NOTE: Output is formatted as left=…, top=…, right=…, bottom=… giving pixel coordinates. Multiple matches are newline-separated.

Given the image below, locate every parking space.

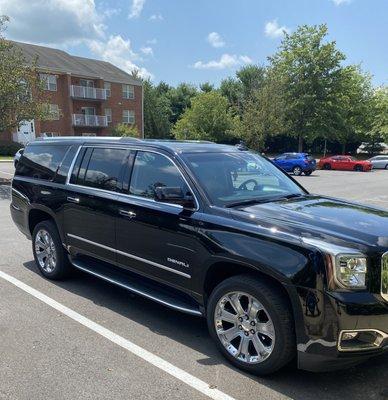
left=0, top=161, right=14, bottom=183
left=0, top=168, right=388, bottom=400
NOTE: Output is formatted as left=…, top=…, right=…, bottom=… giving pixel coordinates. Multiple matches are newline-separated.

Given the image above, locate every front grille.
left=382, top=252, right=388, bottom=301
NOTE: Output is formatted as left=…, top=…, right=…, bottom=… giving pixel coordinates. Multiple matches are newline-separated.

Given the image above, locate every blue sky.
left=1, top=0, right=387, bottom=86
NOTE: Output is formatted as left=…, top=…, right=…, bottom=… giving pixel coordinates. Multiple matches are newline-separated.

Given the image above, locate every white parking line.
left=0, top=171, right=13, bottom=176
left=0, top=270, right=236, bottom=400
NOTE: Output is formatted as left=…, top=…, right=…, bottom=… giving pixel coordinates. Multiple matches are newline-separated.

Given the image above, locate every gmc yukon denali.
left=10, top=138, right=388, bottom=375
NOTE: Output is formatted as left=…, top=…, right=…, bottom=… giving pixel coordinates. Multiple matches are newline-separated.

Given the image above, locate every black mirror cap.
left=154, top=186, right=196, bottom=209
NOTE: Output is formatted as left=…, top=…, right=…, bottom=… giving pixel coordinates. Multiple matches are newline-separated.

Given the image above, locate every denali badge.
left=167, top=257, right=189, bottom=269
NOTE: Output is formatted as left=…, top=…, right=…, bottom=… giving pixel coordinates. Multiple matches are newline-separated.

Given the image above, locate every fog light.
left=338, top=329, right=388, bottom=352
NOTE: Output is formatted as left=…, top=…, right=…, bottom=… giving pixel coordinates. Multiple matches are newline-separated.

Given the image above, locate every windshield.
left=183, top=152, right=305, bottom=207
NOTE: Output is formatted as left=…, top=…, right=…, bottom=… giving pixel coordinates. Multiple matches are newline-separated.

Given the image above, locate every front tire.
left=322, top=163, right=331, bottom=170
left=207, top=275, right=295, bottom=375
left=32, top=220, right=71, bottom=280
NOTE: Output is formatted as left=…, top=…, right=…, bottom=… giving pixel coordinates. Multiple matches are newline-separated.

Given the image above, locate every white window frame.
left=122, top=109, right=135, bottom=124
left=81, top=107, right=96, bottom=116
left=79, top=79, right=95, bottom=88
left=105, top=108, right=112, bottom=123
left=122, top=84, right=135, bottom=99
left=40, top=74, right=57, bottom=91
left=104, top=82, right=111, bottom=97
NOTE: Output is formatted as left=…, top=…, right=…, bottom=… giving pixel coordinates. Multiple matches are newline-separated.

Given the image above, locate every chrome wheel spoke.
left=36, top=249, right=48, bottom=261
left=247, top=297, right=261, bottom=320
left=256, top=322, right=275, bottom=340
left=219, top=309, right=237, bottom=324
left=35, top=229, right=57, bottom=273
left=238, top=336, right=250, bottom=358
left=221, top=326, right=241, bottom=342
left=228, top=293, right=245, bottom=315
left=252, top=335, right=267, bottom=355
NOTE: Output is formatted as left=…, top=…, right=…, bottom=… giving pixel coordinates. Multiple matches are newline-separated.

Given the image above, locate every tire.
left=292, top=166, right=302, bottom=176
left=385, top=164, right=388, bottom=170
left=207, top=274, right=295, bottom=375
left=322, top=163, right=331, bottom=170
left=304, top=170, right=312, bottom=176
left=32, top=220, right=71, bottom=280
left=354, top=165, right=363, bottom=172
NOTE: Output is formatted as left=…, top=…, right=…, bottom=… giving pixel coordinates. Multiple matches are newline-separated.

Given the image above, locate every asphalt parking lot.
left=0, top=162, right=387, bottom=400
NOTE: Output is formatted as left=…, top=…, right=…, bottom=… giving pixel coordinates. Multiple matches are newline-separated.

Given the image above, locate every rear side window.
left=130, top=151, right=188, bottom=199
left=71, top=147, right=129, bottom=192
left=16, top=144, right=69, bottom=181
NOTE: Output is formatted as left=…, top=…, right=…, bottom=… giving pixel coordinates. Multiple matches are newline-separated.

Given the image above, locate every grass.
left=0, top=156, right=13, bottom=161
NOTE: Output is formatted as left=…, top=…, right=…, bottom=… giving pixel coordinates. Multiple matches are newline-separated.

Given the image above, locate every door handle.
left=119, top=209, right=136, bottom=219
left=67, top=196, right=80, bottom=204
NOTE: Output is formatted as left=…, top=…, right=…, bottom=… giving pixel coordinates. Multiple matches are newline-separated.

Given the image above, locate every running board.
left=70, top=257, right=202, bottom=317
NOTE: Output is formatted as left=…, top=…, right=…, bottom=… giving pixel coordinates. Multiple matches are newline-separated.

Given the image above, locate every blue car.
left=273, top=152, right=317, bottom=176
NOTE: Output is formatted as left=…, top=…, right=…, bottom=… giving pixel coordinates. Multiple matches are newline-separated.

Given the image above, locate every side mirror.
left=154, top=187, right=196, bottom=209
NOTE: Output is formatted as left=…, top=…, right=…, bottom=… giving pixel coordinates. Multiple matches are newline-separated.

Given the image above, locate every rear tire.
left=354, top=165, right=363, bottom=172
left=304, top=170, right=312, bottom=176
left=323, top=163, right=331, bottom=170
left=385, top=164, right=388, bottom=170
left=32, top=220, right=71, bottom=280
left=292, top=166, right=302, bottom=176
left=207, top=275, right=295, bottom=375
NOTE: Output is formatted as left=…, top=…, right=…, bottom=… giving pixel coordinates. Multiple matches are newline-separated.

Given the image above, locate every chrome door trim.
left=65, top=145, right=200, bottom=211
left=67, top=233, right=191, bottom=279
left=382, top=251, right=388, bottom=302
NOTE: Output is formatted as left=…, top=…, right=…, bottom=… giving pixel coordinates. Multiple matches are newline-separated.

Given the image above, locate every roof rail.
left=35, top=136, right=141, bottom=141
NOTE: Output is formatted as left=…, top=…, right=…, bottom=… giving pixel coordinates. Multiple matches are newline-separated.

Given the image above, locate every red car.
left=318, top=155, right=372, bottom=172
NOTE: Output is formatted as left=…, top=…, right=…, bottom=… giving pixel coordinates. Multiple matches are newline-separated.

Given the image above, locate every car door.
left=64, top=145, right=130, bottom=264
left=274, top=155, right=288, bottom=171
left=115, top=149, right=201, bottom=290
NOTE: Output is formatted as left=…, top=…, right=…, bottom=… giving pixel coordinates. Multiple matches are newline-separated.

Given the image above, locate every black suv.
left=11, top=138, right=388, bottom=375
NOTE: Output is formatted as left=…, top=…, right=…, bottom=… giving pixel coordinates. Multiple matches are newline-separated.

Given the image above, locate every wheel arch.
left=28, top=206, right=62, bottom=241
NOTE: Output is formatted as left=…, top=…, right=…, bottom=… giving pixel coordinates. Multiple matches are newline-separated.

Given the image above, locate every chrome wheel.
left=35, top=229, right=57, bottom=273
left=293, top=166, right=302, bottom=176
left=214, top=292, right=275, bottom=364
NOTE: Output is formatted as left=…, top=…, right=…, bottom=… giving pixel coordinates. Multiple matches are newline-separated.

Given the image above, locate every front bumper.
left=295, top=288, right=388, bottom=372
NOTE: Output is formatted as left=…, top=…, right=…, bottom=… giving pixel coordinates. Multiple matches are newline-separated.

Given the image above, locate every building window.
left=104, top=82, right=111, bottom=97
left=122, top=84, right=134, bottom=99
left=48, top=104, right=60, bottom=120
left=40, top=74, right=57, bottom=91
left=123, top=110, right=135, bottom=124
left=105, top=108, right=112, bottom=123
left=80, top=79, right=94, bottom=88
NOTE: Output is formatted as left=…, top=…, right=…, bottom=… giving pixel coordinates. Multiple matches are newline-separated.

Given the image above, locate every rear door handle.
left=67, top=196, right=80, bottom=204
left=119, top=209, right=136, bottom=219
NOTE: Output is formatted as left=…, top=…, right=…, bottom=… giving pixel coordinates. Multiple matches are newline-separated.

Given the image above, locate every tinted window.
left=16, top=144, right=69, bottom=181
left=184, top=152, right=304, bottom=207
left=130, top=151, right=188, bottom=199
left=78, top=148, right=129, bottom=191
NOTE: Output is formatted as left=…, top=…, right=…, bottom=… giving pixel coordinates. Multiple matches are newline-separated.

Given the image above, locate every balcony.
left=70, top=85, right=107, bottom=100
left=72, top=114, right=108, bottom=127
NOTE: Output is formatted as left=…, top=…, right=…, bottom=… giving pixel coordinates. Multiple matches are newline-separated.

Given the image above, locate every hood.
left=230, top=195, right=388, bottom=251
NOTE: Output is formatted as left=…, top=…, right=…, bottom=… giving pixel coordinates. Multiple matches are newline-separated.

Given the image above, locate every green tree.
left=238, top=73, right=288, bottom=151
left=173, top=91, right=239, bottom=142
left=219, top=77, right=243, bottom=111
left=334, top=65, right=374, bottom=154
left=0, top=16, right=49, bottom=134
left=269, top=24, right=345, bottom=151
left=111, top=123, right=139, bottom=137
left=370, top=86, right=388, bottom=143
left=199, top=82, right=214, bottom=93
left=166, top=83, right=198, bottom=125
left=236, top=64, right=266, bottom=101
left=143, top=80, right=172, bottom=138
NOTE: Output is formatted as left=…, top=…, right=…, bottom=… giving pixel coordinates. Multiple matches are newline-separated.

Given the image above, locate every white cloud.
left=140, top=46, right=153, bottom=56
left=149, top=13, right=163, bottom=21
left=331, top=0, right=351, bottom=5
left=88, top=35, right=152, bottom=79
left=128, top=0, right=145, bottom=19
left=102, top=7, right=121, bottom=18
left=207, top=32, right=225, bottom=48
left=0, top=0, right=105, bottom=45
left=264, top=19, right=290, bottom=39
left=193, top=54, right=252, bottom=70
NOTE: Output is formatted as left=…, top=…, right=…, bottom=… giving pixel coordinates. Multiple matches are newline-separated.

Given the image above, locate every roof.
left=32, top=137, right=239, bottom=154
left=11, top=41, right=142, bottom=86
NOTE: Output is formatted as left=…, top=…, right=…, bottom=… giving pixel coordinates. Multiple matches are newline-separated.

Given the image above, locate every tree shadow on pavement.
left=22, top=260, right=388, bottom=400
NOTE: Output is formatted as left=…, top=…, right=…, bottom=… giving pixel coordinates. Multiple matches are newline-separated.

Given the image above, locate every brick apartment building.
left=4, top=41, right=143, bottom=144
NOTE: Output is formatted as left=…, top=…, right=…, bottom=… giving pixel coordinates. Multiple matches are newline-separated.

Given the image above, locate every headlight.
left=302, top=237, right=368, bottom=290
left=335, top=255, right=367, bottom=289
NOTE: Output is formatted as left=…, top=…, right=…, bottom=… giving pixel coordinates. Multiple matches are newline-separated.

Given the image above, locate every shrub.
left=0, top=141, right=24, bottom=156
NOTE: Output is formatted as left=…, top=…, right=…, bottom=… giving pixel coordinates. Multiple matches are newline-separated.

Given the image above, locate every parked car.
left=11, top=138, right=388, bottom=375
left=272, top=153, right=316, bottom=176
left=318, top=155, right=372, bottom=172
left=368, top=155, right=388, bottom=169
left=13, top=148, right=24, bottom=168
